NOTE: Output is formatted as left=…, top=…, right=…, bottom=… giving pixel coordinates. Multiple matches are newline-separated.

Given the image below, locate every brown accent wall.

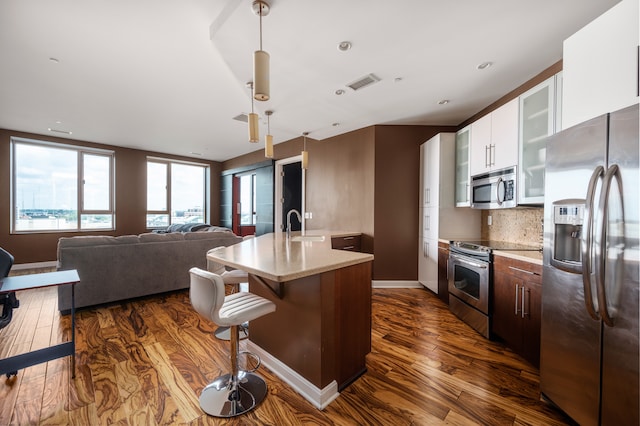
left=0, top=129, right=222, bottom=264
left=222, top=125, right=455, bottom=281
left=304, top=128, right=375, bottom=242
left=373, top=125, right=457, bottom=280
left=224, top=127, right=376, bottom=253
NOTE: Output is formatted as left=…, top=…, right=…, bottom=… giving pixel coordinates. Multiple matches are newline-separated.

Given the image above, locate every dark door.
left=282, top=162, right=302, bottom=231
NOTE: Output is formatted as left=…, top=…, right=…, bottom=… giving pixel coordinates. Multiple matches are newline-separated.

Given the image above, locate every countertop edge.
left=492, top=250, right=543, bottom=265
left=207, top=231, right=374, bottom=282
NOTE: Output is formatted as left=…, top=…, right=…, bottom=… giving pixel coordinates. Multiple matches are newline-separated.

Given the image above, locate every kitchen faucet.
left=286, top=209, right=302, bottom=239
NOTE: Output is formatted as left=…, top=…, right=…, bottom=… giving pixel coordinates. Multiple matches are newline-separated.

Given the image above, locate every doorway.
left=275, top=156, right=305, bottom=233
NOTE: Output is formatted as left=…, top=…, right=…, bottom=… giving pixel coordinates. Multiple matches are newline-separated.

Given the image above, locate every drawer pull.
left=343, top=246, right=355, bottom=250
left=508, top=266, right=537, bottom=275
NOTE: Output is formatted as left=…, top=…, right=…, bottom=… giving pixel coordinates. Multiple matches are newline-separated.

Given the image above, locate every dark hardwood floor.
left=0, top=278, right=573, bottom=425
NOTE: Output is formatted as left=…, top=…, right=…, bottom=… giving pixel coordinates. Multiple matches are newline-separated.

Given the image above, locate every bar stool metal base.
left=214, top=323, right=248, bottom=341
left=199, top=372, right=268, bottom=417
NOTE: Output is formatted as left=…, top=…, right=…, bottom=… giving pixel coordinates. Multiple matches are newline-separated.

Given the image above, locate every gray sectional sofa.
left=56, top=229, right=242, bottom=312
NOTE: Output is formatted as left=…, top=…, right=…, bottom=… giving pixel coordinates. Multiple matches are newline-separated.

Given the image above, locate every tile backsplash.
left=481, top=208, right=543, bottom=248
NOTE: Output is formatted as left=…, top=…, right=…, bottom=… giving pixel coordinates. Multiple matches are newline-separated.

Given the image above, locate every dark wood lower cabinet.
left=492, top=255, right=542, bottom=368
left=331, top=235, right=362, bottom=252
left=437, top=242, right=449, bottom=304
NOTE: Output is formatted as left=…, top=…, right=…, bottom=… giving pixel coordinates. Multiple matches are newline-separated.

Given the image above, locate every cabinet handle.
left=343, top=236, right=354, bottom=241
left=514, top=284, right=520, bottom=315
left=522, top=287, right=529, bottom=318
left=425, top=215, right=430, bottom=231
left=490, top=144, right=496, bottom=166
left=343, top=246, right=355, bottom=250
left=508, top=266, right=538, bottom=275
left=485, top=145, right=490, bottom=167
left=426, top=188, right=430, bottom=204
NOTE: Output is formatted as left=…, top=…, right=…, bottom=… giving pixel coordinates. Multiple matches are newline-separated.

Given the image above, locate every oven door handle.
left=449, top=253, right=488, bottom=269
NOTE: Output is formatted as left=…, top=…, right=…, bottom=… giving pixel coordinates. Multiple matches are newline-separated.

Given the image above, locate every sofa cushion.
left=139, top=232, right=185, bottom=242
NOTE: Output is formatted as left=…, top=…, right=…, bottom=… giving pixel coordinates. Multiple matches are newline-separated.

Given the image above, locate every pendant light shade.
left=301, top=132, right=309, bottom=169
left=252, top=1, right=270, bottom=101
left=247, top=82, right=259, bottom=143
left=265, top=110, right=274, bottom=158
left=248, top=112, right=259, bottom=143
left=254, top=50, right=270, bottom=101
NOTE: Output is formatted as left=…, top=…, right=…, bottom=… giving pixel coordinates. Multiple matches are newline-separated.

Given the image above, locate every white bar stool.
left=206, top=248, right=250, bottom=340
left=189, top=267, right=275, bottom=417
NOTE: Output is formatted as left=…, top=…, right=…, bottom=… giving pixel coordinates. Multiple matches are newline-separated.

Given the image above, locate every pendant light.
left=265, top=110, right=274, bottom=158
left=252, top=1, right=270, bottom=101
left=301, top=132, right=309, bottom=169
left=247, top=82, right=259, bottom=143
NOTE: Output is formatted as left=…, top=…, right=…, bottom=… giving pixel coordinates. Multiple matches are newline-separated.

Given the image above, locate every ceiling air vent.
left=346, top=73, right=380, bottom=91
left=232, top=113, right=248, bottom=123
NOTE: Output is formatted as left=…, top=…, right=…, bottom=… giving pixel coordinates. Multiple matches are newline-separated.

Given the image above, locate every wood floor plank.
left=143, top=342, right=201, bottom=423
left=38, top=358, right=70, bottom=425
left=0, top=281, right=575, bottom=425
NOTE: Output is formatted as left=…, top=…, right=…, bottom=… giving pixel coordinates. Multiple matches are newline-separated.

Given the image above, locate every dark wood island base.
left=248, top=260, right=372, bottom=408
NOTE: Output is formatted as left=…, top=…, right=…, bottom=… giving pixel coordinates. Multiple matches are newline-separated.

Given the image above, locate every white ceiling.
left=0, top=0, right=619, bottom=162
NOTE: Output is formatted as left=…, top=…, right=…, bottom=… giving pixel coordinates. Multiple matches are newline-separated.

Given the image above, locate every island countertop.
left=206, top=231, right=374, bottom=282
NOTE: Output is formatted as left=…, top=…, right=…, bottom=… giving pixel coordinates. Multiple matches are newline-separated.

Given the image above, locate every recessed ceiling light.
left=335, top=89, right=345, bottom=95
left=394, top=77, right=403, bottom=83
left=189, top=152, right=202, bottom=156
left=337, top=41, right=352, bottom=52
left=49, top=57, right=60, bottom=63
left=332, top=122, right=340, bottom=127
left=438, top=99, right=450, bottom=105
left=477, top=61, right=492, bottom=70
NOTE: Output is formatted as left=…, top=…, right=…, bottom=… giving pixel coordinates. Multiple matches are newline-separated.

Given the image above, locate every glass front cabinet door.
left=518, top=75, right=557, bottom=205
left=455, top=126, right=471, bottom=207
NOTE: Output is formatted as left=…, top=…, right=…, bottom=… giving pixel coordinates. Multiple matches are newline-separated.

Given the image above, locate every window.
left=239, top=172, right=257, bottom=225
left=146, top=158, right=208, bottom=228
left=11, top=138, right=115, bottom=232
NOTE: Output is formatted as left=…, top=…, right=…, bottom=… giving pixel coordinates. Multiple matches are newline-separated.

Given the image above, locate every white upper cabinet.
left=455, top=126, right=471, bottom=207
left=420, top=133, right=455, bottom=211
left=518, top=75, right=558, bottom=205
left=470, top=113, right=491, bottom=176
left=562, top=0, right=639, bottom=129
left=470, top=98, right=519, bottom=176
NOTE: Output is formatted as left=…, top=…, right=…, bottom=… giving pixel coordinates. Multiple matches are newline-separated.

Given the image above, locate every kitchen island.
left=206, top=231, right=374, bottom=409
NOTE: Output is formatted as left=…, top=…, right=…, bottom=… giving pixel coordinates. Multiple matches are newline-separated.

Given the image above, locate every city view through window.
left=13, top=141, right=114, bottom=232
left=13, top=140, right=208, bottom=232
left=146, top=161, right=207, bottom=228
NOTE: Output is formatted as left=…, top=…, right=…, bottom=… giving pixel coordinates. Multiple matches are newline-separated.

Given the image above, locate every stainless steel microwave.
left=471, top=166, right=517, bottom=209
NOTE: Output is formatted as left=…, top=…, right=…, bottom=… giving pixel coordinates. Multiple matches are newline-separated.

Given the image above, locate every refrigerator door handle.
left=582, top=165, right=604, bottom=321
left=594, top=164, right=624, bottom=327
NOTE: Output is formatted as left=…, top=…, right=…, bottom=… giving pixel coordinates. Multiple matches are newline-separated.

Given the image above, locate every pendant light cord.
left=259, top=7, right=263, bottom=51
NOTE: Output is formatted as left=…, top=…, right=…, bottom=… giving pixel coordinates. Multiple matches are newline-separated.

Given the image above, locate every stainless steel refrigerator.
left=541, top=103, right=639, bottom=426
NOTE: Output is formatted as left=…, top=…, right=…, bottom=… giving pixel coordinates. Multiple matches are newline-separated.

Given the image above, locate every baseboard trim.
left=246, top=341, right=339, bottom=410
left=372, top=280, right=423, bottom=289
left=12, top=261, right=58, bottom=270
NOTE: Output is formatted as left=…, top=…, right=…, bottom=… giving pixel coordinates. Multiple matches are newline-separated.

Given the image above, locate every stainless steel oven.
left=448, top=242, right=491, bottom=338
